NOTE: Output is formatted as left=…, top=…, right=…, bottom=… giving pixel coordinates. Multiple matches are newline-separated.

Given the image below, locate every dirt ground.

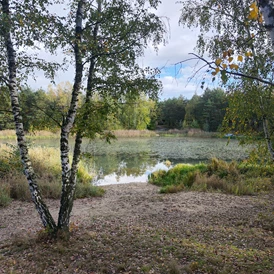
left=0, top=182, right=271, bottom=244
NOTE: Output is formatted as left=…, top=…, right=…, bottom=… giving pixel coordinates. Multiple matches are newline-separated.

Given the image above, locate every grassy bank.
left=0, top=144, right=104, bottom=207
left=149, top=158, right=274, bottom=195
left=0, top=130, right=60, bottom=139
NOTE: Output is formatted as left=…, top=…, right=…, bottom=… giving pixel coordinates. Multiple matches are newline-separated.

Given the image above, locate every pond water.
left=1, top=137, right=250, bottom=185
left=80, top=137, right=249, bottom=185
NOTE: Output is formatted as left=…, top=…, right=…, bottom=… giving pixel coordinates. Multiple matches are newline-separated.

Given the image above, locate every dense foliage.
left=0, top=86, right=229, bottom=133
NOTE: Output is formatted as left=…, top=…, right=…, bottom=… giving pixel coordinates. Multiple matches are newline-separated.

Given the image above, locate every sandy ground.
left=1, top=182, right=271, bottom=245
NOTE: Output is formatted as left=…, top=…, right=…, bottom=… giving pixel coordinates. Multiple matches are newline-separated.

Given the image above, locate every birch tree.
left=56, top=0, right=165, bottom=231
left=1, top=0, right=165, bottom=235
left=0, top=0, right=62, bottom=230
left=179, top=0, right=274, bottom=162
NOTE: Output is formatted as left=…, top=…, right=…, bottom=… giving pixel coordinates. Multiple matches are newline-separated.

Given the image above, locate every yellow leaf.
left=228, top=56, right=233, bottom=63
left=250, top=2, right=259, bottom=14
left=245, top=51, right=253, bottom=57
left=248, top=10, right=257, bottom=19
left=223, top=51, right=228, bottom=58
left=249, top=2, right=259, bottom=20
left=215, top=58, right=222, bottom=66
left=228, top=49, right=234, bottom=56
left=237, top=55, right=243, bottom=62
left=229, top=64, right=239, bottom=70
left=215, top=67, right=220, bottom=73
left=222, top=63, right=227, bottom=69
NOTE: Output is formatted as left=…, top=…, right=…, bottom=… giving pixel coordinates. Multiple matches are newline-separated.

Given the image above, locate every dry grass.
left=0, top=130, right=60, bottom=139
left=0, top=144, right=104, bottom=205
left=149, top=158, right=274, bottom=195
left=113, top=129, right=157, bottom=138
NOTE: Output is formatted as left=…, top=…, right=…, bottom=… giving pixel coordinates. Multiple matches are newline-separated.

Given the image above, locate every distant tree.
left=158, top=95, right=187, bottom=129
left=183, top=89, right=227, bottom=131
left=115, top=93, right=156, bottom=130
left=200, top=88, right=228, bottom=132
left=183, top=94, right=200, bottom=129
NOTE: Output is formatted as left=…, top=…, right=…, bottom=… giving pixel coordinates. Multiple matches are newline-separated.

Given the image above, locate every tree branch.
left=178, top=53, right=274, bottom=87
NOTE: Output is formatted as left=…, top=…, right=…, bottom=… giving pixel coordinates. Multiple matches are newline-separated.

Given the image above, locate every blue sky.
left=28, top=0, right=209, bottom=100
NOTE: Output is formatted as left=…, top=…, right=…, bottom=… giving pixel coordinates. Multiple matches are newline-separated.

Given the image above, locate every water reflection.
left=94, top=162, right=170, bottom=185
left=82, top=137, right=249, bottom=186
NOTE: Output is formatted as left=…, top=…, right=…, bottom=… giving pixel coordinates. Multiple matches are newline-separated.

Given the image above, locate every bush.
left=149, top=158, right=274, bottom=195
left=148, top=163, right=207, bottom=188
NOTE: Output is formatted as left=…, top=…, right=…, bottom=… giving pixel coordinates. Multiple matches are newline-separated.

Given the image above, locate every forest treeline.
left=0, top=82, right=228, bottom=133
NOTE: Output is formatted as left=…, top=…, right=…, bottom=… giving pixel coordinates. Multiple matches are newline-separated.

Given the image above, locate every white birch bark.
left=57, top=0, right=86, bottom=231
left=1, top=0, right=56, bottom=230
left=258, top=0, right=274, bottom=49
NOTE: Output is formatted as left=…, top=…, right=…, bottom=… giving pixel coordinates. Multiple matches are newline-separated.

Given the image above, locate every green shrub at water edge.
left=149, top=158, right=274, bottom=195
left=148, top=163, right=207, bottom=188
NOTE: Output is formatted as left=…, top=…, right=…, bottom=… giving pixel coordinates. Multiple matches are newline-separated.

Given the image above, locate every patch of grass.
left=149, top=158, right=274, bottom=195
left=0, top=144, right=104, bottom=206
left=0, top=183, right=11, bottom=207
left=75, top=183, right=105, bottom=198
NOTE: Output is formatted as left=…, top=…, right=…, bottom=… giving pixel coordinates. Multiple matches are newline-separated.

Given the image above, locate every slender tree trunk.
left=69, top=1, right=102, bottom=186
left=57, top=0, right=85, bottom=231
left=1, top=0, right=56, bottom=231
left=262, top=116, right=274, bottom=161
left=258, top=0, right=274, bottom=49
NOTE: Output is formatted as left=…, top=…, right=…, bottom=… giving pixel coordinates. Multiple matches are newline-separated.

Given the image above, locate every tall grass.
left=0, top=144, right=104, bottom=207
left=149, top=158, right=274, bottom=195
left=0, top=129, right=61, bottom=140
left=113, top=129, right=157, bottom=138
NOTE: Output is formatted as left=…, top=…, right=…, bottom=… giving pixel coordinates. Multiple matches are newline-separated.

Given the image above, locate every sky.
left=28, top=0, right=208, bottom=100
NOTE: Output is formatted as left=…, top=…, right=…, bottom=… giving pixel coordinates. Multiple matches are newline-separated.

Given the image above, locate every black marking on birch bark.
left=58, top=0, right=86, bottom=230
left=1, top=0, right=56, bottom=230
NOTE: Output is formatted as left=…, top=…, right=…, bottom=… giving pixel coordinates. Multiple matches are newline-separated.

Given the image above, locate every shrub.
left=207, top=158, right=239, bottom=178
left=149, top=158, right=274, bottom=195
left=148, top=163, right=207, bottom=188
left=159, top=183, right=185, bottom=194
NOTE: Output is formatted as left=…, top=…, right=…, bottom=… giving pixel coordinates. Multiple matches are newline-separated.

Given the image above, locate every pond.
left=1, top=136, right=250, bottom=185
left=80, top=137, right=248, bottom=185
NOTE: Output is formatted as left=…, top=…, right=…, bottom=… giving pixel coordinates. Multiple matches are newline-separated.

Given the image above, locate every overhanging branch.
left=178, top=53, right=274, bottom=87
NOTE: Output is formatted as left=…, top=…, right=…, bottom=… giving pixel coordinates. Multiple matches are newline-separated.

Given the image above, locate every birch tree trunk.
left=57, top=0, right=85, bottom=231
left=1, top=0, right=56, bottom=231
left=258, top=0, right=274, bottom=49
left=69, top=1, right=101, bottom=190
left=258, top=0, right=274, bottom=160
